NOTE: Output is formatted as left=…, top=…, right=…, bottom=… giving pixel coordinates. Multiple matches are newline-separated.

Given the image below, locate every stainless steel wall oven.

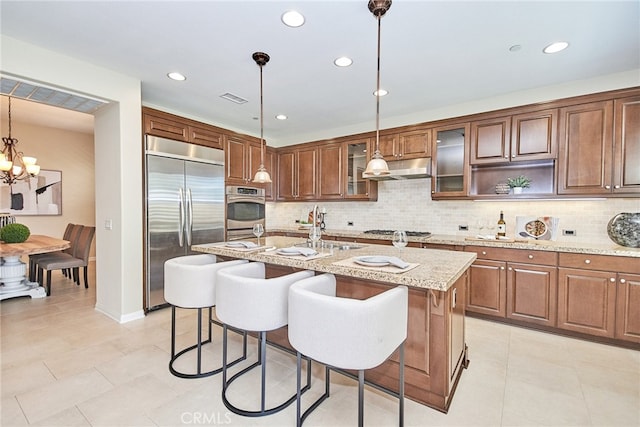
left=226, top=186, right=265, bottom=240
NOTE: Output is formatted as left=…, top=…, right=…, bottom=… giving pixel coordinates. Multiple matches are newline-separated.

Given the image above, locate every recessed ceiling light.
left=282, top=10, right=305, bottom=27
left=167, top=72, right=186, bottom=81
left=276, top=114, right=287, bottom=120
left=543, top=41, right=569, bottom=54
left=334, top=56, right=353, bottom=67
left=373, top=89, right=388, bottom=97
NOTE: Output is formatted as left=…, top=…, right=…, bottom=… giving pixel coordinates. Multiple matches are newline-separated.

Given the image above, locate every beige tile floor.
left=1, top=263, right=639, bottom=426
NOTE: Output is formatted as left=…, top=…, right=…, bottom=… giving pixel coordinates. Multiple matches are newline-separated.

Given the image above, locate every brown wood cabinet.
left=344, top=137, right=377, bottom=200
left=558, top=253, right=640, bottom=342
left=317, top=143, right=343, bottom=199
left=557, top=100, right=614, bottom=194
left=613, top=95, right=640, bottom=194
left=616, top=273, right=640, bottom=343
left=143, top=108, right=224, bottom=149
left=277, top=146, right=317, bottom=201
left=470, top=110, right=557, bottom=165
left=465, top=246, right=557, bottom=326
left=378, top=129, right=431, bottom=161
left=225, top=134, right=265, bottom=185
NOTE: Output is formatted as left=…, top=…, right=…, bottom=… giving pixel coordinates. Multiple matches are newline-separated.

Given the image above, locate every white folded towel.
left=226, top=241, right=259, bottom=248
left=356, top=256, right=410, bottom=269
left=277, top=247, right=318, bottom=257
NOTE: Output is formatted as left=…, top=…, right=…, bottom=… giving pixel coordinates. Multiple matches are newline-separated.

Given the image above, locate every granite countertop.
left=269, top=227, right=640, bottom=258
left=192, top=236, right=476, bottom=292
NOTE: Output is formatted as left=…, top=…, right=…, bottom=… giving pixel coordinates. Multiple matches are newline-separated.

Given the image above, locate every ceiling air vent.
left=220, top=92, right=248, bottom=104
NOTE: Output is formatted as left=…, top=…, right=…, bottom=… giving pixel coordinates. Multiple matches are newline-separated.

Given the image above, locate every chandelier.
left=362, top=0, right=392, bottom=178
left=251, top=51, right=272, bottom=183
left=1, top=97, right=40, bottom=184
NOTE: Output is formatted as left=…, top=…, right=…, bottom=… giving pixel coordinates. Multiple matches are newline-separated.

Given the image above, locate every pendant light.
left=1, top=96, right=40, bottom=185
left=252, top=51, right=272, bottom=184
left=362, top=0, right=392, bottom=179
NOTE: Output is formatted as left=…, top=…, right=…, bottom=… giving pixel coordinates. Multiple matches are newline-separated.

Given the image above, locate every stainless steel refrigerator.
left=144, top=135, right=225, bottom=311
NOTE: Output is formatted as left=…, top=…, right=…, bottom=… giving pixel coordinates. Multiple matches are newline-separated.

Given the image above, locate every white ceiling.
left=1, top=1, right=638, bottom=146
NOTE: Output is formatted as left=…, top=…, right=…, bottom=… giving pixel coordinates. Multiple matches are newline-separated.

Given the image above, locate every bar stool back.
left=164, top=255, right=248, bottom=379
left=216, top=262, right=315, bottom=417
left=288, top=273, right=408, bottom=426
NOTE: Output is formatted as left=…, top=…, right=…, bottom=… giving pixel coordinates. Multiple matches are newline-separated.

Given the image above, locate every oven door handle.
left=185, top=188, right=193, bottom=247
left=178, top=187, right=185, bottom=247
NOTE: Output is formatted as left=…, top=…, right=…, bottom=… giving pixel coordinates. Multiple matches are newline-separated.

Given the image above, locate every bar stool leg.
left=358, top=370, right=365, bottom=427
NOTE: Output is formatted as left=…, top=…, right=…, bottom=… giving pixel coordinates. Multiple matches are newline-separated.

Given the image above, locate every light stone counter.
left=269, top=227, right=640, bottom=258
left=192, top=236, right=476, bottom=291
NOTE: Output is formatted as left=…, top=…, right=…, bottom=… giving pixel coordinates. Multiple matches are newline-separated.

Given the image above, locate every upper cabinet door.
left=613, top=96, right=640, bottom=194
left=399, top=129, right=431, bottom=159
left=558, top=101, right=614, bottom=194
left=296, top=146, right=318, bottom=200
left=225, top=136, right=249, bottom=183
left=377, top=134, right=398, bottom=160
left=470, top=117, right=511, bottom=164
left=511, top=109, right=558, bottom=161
left=431, top=123, right=470, bottom=199
left=144, top=113, right=188, bottom=141
left=318, top=143, right=343, bottom=199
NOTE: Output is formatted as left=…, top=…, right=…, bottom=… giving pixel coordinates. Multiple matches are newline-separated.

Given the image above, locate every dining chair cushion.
left=216, top=262, right=314, bottom=332
left=289, top=273, right=408, bottom=370
left=164, top=255, right=248, bottom=309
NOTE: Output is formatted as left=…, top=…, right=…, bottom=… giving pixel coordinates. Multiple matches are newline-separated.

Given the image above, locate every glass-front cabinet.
left=431, top=123, right=470, bottom=198
left=345, top=138, right=377, bottom=200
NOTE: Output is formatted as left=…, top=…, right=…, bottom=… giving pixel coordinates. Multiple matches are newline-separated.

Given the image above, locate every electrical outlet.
left=347, top=221, right=354, bottom=226
left=563, top=229, right=576, bottom=236
left=295, top=219, right=300, bottom=224
left=458, top=225, right=468, bottom=231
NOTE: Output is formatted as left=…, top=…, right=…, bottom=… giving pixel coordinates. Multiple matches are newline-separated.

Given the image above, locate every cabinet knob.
left=482, top=251, right=487, bottom=255
left=620, top=278, right=626, bottom=284
left=511, top=154, right=516, bottom=158
left=605, top=185, right=611, bottom=189
left=584, top=259, right=591, bottom=264
left=528, top=254, right=533, bottom=259
left=610, top=277, right=616, bottom=282
left=501, top=266, right=506, bottom=270
left=507, top=267, right=512, bottom=271
left=614, top=185, right=620, bottom=189
left=504, top=155, right=509, bottom=159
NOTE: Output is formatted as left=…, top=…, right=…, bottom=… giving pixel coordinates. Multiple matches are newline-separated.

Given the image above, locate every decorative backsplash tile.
left=266, top=179, right=640, bottom=246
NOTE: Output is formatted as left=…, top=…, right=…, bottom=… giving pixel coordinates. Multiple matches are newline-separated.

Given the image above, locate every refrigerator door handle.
left=186, top=188, right=193, bottom=246
left=178, top=187, right=185, bottom=247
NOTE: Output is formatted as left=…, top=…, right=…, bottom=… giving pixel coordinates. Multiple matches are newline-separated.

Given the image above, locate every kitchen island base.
left=263, top=264, right=469, bottom=413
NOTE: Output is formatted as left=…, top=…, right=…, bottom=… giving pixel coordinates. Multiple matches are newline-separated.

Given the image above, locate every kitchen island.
left=193, top=236, right=476, bottom=413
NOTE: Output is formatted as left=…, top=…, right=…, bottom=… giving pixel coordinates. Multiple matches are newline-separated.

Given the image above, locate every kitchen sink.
left=295, top=241, right=364, bottom=250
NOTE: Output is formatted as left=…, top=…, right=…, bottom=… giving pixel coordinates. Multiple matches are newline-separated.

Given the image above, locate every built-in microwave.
left=225, top=186, right=266, bottom=241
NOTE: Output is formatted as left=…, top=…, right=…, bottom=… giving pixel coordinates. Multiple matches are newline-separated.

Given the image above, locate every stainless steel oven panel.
left=225, top=185, right=266, bottom=238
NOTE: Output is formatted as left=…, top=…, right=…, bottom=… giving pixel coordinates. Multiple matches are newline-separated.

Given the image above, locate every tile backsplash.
left=266, top=178, right=640, bottom=245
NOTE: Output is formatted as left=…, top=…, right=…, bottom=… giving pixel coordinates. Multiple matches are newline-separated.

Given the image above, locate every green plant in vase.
left=0, top=223, right=31, bottom=243
left=507, top=175, right=531, bottom=194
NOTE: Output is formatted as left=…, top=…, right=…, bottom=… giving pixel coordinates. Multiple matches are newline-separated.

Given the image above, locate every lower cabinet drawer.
left=559, top=253, right=640, bottom=274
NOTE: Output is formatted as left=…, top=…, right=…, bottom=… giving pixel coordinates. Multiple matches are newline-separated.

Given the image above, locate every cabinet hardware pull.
left=507, top=267, right=512, bottom=271
left=500, top=266, right=505, bottom=270
left=482, top=251, right=487, bottom=255
left=511, top=154, right=516, bottom=158
left=605, top=185, right=611, bottom=189
left=620, top=279, right=626, bottom=284
left=429, top=289, right=440, bottom=308
left=584, top=259, right=591, bottom=264
left=610, top=278, right=616, bottom=282
left=528, top=254, right=533, bottom=259
left=504, top=155, right=509, bottom=159
left=614, top=185, right=620, bottom=189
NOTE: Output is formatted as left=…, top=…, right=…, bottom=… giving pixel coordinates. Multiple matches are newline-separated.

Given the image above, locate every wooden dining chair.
left=36, top=226, right=95, bottom=296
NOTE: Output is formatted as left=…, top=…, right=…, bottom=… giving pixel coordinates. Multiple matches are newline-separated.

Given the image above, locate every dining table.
left=0, top=235, right=70, bottom=300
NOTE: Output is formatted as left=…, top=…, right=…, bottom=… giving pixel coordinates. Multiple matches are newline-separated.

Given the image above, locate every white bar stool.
left=288, top=273, right=408, bottom=427
left=215, top=262, right=315, bottom=417
left=164, top=255, right=249, bottom=379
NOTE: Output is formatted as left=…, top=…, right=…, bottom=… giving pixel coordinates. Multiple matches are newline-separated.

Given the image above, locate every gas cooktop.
left=364, top=229, right=432, bottom=237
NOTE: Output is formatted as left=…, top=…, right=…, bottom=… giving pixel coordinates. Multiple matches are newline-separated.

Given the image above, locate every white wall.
left=1, top=35, right=143, bottom=322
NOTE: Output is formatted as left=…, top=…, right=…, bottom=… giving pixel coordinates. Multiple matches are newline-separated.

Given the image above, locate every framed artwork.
left=0, top=169, right=62, bottom=216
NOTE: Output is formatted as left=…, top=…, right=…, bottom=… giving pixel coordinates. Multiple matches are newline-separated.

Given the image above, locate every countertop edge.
left=269, top=228, right=640, bottom=258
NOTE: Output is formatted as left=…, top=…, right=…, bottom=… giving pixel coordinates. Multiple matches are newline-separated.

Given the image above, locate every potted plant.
left=507, top=175, right=531, bottom=194
left=0, top=223, right=31, bottom=243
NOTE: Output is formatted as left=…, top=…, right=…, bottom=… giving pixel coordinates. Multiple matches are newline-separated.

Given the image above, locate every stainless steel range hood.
left=364, top=157, right=432, bottom=180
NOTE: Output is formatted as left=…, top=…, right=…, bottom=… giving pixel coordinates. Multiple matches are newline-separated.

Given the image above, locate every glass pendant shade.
left=252, top=166, right=272, bottom=183
left=363, top=150, right=390, bottom=177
